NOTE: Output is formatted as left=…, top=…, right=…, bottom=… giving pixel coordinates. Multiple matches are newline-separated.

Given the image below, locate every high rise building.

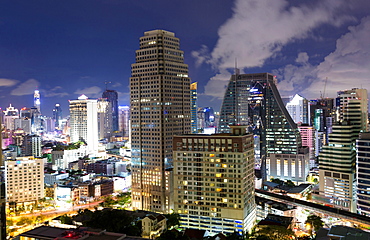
left=356, top=132, right=370, bottom=216
left=190, top=82, right=198, bottom=134
left=0, top=169, right=5, bottom=240
left=130, top=30, right=191, bottom=212
left=5, top=156, right=45, bottom=204
left=218, top=73, right=302, bottom=179
left=69, top=94, right=99, bottom=153
left=319, top=88, right=368, bottom=212
left=97, top=98, right=113, bottom=139
left=34, top=89, right=41, bottom=113
left=23, top=134, right=42, bottom=157
left=3, top=104, right=19, bottom=131
left=53, top=103, right=63, bottom=129
left=298, top=124, right=317, bottom=161
left=173, top=126, right=256, bottom=234
left=118, top=106, right=130, bottom=139
left=286, top=94, right=309, bottom=124
left=102, top=89, right=119, bottom=132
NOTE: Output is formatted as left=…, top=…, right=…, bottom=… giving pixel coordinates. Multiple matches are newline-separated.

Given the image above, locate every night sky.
left=1, top=0, right=370, bottom=117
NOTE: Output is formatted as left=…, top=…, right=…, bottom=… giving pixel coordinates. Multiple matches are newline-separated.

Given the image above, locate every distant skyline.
left=1, top=0, right=370, bottom=116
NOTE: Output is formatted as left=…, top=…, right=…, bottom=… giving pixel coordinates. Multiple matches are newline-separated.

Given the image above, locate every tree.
left=84, top=209, right=142, bottom=236
left=305, top=215, right=324, bottom=237
left=99, top=195, right=116, bottom=208
left=226, top=231, right=244, bottom=240
left=60, top=214, right=73, bottom=225
left=251, top=225, right=295, bottom=240
left=164, top=213, right=180, bottom=230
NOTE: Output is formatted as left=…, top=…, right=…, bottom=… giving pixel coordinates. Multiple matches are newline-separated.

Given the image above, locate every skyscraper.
left=97, top=98, right=112, bottom=139
left=102, top=89, right=119, bottom=132
left=53, top=103, right=63, bottom=129
left=69, top=94, right=99, bottom=153
left=130, top=30, right=191, bottom=212
left=319, top=88, right=368, bottom=212
left=118, top=106, right=130, bottom=139
left=34, top=89, right=41, bottom=113
left=190, top=82, right=198, bottom=134
left=356, top=132, right=370, bottom=216
left=286, top=94, right=309, bottom=124
left=218, top=73, right=302, bottom=179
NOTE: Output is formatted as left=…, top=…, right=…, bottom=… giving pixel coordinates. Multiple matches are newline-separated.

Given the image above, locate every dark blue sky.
left=1, top=0, right=370, bottom=116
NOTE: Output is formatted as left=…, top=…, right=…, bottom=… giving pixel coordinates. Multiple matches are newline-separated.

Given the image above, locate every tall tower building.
left=34, top=89, right=41, bottom=113
left=5, top=156, right=44, bottom=204
left=286, top=94, right=309, bottom=124
left=218, top=73, right=302, bottom=179
left=319, top=88, right=368, bottom=212
left=356, top=132, right=370, bottom=217
left=173, top=126, right=256, bottom=234
left=102, top=89, right=119, bottom=132
left=69, top=95, right=99, bottom=153
left=97, top=98, right=113, bottom=139
left=53, top=103, right=63, bottom=129
left=190, top=82, right=198, bottom=134
left=3, top=104, right=19, bottom=131
left=130, top=30, right=191, bottom=212
left=118, top=106, right=130, bottom=139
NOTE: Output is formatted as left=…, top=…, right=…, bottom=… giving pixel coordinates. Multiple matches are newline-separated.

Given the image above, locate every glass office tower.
left=219, top=73, right=301, bottom=179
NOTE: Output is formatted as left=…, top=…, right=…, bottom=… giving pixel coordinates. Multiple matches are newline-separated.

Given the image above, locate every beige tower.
left=173, top=126, right=256, bottom=234
left=130, top=30, right=191, bottom=213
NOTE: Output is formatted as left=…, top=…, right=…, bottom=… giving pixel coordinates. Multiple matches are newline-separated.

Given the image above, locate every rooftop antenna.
left=234, top=58, right=240, bottom=124
left=105, top=81, right=111, bottom=90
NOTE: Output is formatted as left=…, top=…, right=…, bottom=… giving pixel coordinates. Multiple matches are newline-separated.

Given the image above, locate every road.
left=8, top=200, right=103, bottom=238
left=255, top=189, right=370, bottom=227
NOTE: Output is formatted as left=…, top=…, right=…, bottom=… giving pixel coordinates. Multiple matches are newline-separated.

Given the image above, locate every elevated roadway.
left=255, top=189, right=370, bottom=227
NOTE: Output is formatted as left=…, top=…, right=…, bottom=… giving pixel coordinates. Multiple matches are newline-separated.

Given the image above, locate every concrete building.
left=319, top=88, right=368, bottom=212
left=69, top=94, right=99, bottom=153
left=267, top=146, right=310, bottom=183
left=173, top=126, right=256, bottom=234
left=356, top=132, right=370, bottom=217
left=130, top=30, right=191, bottom=212
left=298, top=124, right=317, bottom=167
left=23, top=134, right=42, bottom=157
left=118, top=106, right=130, bottom=139
left=97, top=98, right=112, bottom=139
left=5, top=156, right=45, bottom=203
left=286, top=94, right=309, bottom=124
left=3, top=104, right=19, bottom=131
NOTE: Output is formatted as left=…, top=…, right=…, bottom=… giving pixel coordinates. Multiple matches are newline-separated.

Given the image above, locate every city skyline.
left=1, top=0, right=370, bottom=115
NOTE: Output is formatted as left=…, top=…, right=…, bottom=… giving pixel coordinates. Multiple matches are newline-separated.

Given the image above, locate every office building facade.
left=219, top=73, right=301, bottom=179
left=357, top=132, right=370, bottom=216
left=5, top=156, right=44, bottom=203
left=286, top=94, right=309, bottom=124
left=130, top=30, right=191, bottom=212
left=173, top=126, right=256, bottom=234
left=69, top=95, right=99, bottom=152
left=102, top=89, right=119, bottom=132
left=319, top=88, right=368, bottom=212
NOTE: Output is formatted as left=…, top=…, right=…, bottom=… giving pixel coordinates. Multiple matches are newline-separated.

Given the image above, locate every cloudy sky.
left=1, top=0, right=370, bottom=115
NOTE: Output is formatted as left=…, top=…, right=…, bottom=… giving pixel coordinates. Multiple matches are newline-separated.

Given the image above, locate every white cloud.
left=193, top=0, right=357, bottom=99
left=74, top=86, right=102, bottom=98
left=275, top=16, right=370, bottom=99
left=273, top=52, right=318, bottom=96
left=44, top=86, right=69, bottom=97
left=0, top=78, right=18, bottom=87
left=11, top=79, right=39, bottom=96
